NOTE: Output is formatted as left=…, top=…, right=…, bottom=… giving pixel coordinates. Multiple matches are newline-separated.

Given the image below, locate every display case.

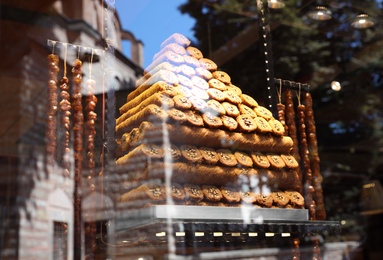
left=1, top=0, right=383, bottom=259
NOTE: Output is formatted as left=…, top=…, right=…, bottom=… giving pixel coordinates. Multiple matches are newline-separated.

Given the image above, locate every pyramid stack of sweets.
left=115, top=33, right=304, bottom=210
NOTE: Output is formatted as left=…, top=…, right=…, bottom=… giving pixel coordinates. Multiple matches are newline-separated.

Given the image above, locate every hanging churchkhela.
left=276, top=81, right=288, bottom=135
left=296, top=91, right=316, bottom=221
left=85, top=50, right=98, bottom=188
left=304, top=92, right=326, bottom=220
left=71, top=55, right=84, bottom=258
left=285, top=88, right=302, bottom=193
left=46, top=51, right=59, bottom=166
left=59, top=45, right=71, bottom=176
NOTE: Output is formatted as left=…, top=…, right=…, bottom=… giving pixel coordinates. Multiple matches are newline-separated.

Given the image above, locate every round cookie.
left=212, top=70, right=231, bottom=84
left=186, top=46, right=203, bottom=60
left=199, top=58, right=218, bottom=71
left=208, top=78, right=227, bottom=91
left=185, top=110, right=204, bottom=127
left=234, top=151, right=253, bottom=167
left=240, top=94, right=258, bottom=108
left=221, top=115, right=238, bottom=131
left=207, top=88, right=226, bottom=102
left=173, top=94, right=192, bottom=110
left=271, top=191, right=290, bottom=207
left=202, top=112, right=223, bottom=128
left=217, top=149, right=238, bottom=167
left=222, top=102, right=240, bottom=117
left=180, top=145, right=203, bottom=163
left=199, top=147, right=219, bottom=165
left=237, top=114, right=257, bottom=132
left=254, top=106, right=273, bottom=120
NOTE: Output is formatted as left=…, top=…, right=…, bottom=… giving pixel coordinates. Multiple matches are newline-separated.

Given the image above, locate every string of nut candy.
left=46, top=39, right=104, bottom=258
left=59, top=44, right=72, bottom=177
left=46, top=46, right=59, bottom=168
left=85, top=49, right=98, bottom=190
left=274, top=79, right=325, bottom=260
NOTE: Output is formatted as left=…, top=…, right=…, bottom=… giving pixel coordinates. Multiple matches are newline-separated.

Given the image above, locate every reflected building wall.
left=0, top=0, right=143, bottom=258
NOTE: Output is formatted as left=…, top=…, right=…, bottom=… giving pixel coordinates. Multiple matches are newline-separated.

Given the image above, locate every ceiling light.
left=268, top=0, right=285, bottom=9
left=331, top=81, right=341, bottom=91
left=351, top=14, right=374, bottom=29
left=308, top=6, right=332, bottom=21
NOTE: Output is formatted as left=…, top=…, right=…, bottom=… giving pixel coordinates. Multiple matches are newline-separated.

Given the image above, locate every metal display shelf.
left=115, top=205, right=339, bottom=235
left=113, top=206, right=339, bottom=259
left=116, top=205, right=309, bottom=229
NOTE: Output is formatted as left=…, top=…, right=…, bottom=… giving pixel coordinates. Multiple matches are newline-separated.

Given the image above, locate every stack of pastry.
left=116, top=33, right=304, bottom=210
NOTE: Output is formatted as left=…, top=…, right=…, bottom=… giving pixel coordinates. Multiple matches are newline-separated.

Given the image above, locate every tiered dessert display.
left=115, top=33, right=307, bottom=215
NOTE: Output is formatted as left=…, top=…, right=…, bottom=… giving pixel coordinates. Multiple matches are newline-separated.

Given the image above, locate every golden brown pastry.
left=206, top=99, right=226, bottom=115
left=237, top=114, right=257, bottom=132
left=164, top=144, right=182, bottom=161
left=227, top=84, right=242, bottom=95
left=199, top=58, right=218, bottom=71
left=207, top=88, right=226, bottom=102
left=224, top=90, right=242, bottom=105
left=217, top=149, right=238, bottom=167
left=121, top=81, right=178, bottom=113
left=202, top=112, right=223, bottom=128
left=116, top=143, right=164, bottom=165
left=212, top=70, right=231, bottom=84
left=167, top=108, right=187, bottom=123
left=131, top=70, right=179, bottom=100
left=251, top=152, right=271, bottom=169
left=208, top=78, right=227, bottom=91
left=184, top=183, right=204, bottom=202
left=285, top=191, right=305, bottom=208
left=234, top=151, right=253, bottom=167
left=220, top=186, right=240, bottom=203
left=238, top=103, right=258, bottom=118
left=254, top=106, right=273, bottom=120
left=267, top=154, right=286, bottom=169
left=130, top=122, right=294, bottom=154
left=268, top=118, right=285, bottom=136
left=240, top=94, right=258, bottom=108
left=256, top=193, right=273, bottom=207
left=240, top=191, right=257, bottom=204
left=254, top=117, right=273, bottom=134
left=280, top=154, right=299, bottom=169
left=222, top=102, right=240, bottom=117
left=271, top=191, right=290, bottom=207
left=186, top=46, right=203, bottom=59
left=202, top=185, right=223, bottom=202
left=221, top=115, right=238, bottom=131
left=117, top=93, right=174, bottom=125
left=116, top=104, right=168, bottom=137
left=170, top=183, right=186, bottom=201
left=199, top=146, right=220, bottom=165
left=120, top=183, right=166, bottom=202
left=180, top=145, right=203, bottom=163
left=173, top=94, right=192, bottom=110
left=185, top=110, right=204, bottom=127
